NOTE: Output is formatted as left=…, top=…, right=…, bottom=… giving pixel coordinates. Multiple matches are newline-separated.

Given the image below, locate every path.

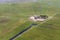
left=10, top=23, right=37, bottom=40
left=10, top=13, right=57, bottom=40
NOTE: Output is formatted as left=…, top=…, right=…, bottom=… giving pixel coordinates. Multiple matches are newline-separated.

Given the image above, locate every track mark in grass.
left=10, top=13, right=57, bottom=40
left=10, top=23, right=37, bottom=40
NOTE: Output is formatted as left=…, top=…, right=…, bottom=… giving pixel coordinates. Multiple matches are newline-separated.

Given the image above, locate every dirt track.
left=10, top=23, right=37, bottom=40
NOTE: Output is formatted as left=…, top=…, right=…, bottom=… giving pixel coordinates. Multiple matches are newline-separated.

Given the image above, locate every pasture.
left=0, top=2, right=60, bottom=40
left=16, top=13, right=60, bottom=40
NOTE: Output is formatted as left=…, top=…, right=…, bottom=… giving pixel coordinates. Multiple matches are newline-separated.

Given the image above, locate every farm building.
left=30, top=15, right=48, bottom=22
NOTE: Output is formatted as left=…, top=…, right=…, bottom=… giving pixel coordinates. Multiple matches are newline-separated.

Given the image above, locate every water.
left=10, top=23, right=37, bottom=40
left=0, top=0, right=37, bottom=3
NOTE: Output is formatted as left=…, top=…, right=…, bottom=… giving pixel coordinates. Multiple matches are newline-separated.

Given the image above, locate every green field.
left=16, top=13, right=60, bottom=40
left=0, top=1, right=60, bottom=40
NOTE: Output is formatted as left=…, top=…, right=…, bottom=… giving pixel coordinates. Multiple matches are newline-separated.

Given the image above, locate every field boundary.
left=14, top=13, right=57, bottom=40
left=10, top=23, right=37, bottom=40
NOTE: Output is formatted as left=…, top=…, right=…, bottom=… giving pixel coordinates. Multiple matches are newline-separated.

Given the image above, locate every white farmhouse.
left=30, top=15, right=48, bottom=22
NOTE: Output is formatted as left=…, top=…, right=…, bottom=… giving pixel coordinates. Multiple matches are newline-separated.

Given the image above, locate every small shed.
left=30, top=15, right=48, bottom=22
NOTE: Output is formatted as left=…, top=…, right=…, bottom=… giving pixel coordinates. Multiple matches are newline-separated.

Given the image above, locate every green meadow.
left=0, top=2, right=60, bottom=40
left=16, top=13, right=60, bottom=40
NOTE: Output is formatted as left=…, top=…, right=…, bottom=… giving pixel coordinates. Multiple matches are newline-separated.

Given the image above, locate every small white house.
left=29, top=15, right=48, bottom=22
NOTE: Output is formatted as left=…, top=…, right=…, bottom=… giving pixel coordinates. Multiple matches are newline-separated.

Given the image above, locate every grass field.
left=16, top=13, right=60, bottom=40
left=0, top=1, right=60, bottom=40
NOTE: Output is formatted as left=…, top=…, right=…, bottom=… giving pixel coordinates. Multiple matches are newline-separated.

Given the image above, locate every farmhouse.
left=30, top=15, right=48, bottom=22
